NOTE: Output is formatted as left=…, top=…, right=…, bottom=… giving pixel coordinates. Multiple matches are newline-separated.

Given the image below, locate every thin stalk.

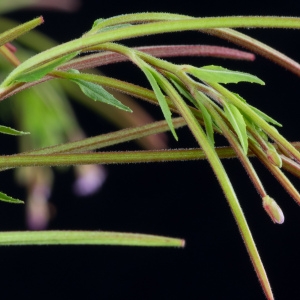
left=197, top=93, right=267, bottom=198
left=0, top=149, right=209, bottom=168
left=249, top=141, right=300, bottom=205
left=52, top=70, right=206, bottom=125
left=148, top=71, right=273, bottom=299
left=210, top=83, right=300, bottom=163
left=0, top=17, right=43, bottom=47
left=19, top=117, right=187, bottom=155
left=203, top=28, right=300, bottom=77
left=3, top=16, right=300, bottom=88
left=65, top=45, right=255, bottom=70
left=0, top=231, right=184, bottom=247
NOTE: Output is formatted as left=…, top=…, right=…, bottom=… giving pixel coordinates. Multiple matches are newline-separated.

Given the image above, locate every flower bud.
left=262, top=195, right=284, bottom=224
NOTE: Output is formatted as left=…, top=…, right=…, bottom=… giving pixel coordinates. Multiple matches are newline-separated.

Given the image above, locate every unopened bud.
left=262, top=195, right=284, bottom=224
left=266, top=143, right=282, bottom=168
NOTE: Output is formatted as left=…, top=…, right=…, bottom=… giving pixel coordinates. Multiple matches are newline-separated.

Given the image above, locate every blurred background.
left=0, top=0, right=300, bottom=299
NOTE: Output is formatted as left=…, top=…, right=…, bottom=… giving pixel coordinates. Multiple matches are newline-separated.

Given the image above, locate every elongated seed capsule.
left=262, top=195, right=284, bottom=224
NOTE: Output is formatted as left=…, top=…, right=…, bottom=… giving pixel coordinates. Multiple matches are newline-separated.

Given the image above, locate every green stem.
left=210, top=83, right=300, bottom=163
left=148, top=71, right=273, bottom=300
left=0, top=16, right=43, bottom=47
left=204, top=28, right=300, bottom=77
left=0, top=149, right=218, bottom=168
left=196, top=92, right=267, bottom=198
left=3, top=15, right=300, bottom=87
left=249, top=141, right=300, bottom=205
left=20, top=118, right=186, bottom=155
left=0, top=231, right=184, bottom=247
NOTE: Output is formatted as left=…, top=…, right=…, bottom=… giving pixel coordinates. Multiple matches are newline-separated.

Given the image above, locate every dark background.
left=1, top=1, right=300, bottom=299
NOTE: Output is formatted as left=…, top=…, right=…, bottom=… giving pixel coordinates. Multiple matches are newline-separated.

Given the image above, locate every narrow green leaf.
left=0, top=231, right=185, bottom=247
left=185, top=65, right=265, bottom=85
left=194, top=94, right=215, bottom=146
left=249, top=105, right=282, bottom=127
left=168, top=75, right=197, bottom=107
left=0, top=192, right=23, bottom=204
left=14, top=52, right=79, bottom=83
left=169, top=77, right=214, bottom=145
left=0, top=125, right=29, bottom=136
left=224, top=102, right=248, bottom=153
left=67, top=70, right=132, bottom=112
left=137, top=60, right=178, bottom=140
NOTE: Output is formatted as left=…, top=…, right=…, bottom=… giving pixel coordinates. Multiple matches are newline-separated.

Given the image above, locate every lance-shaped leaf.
left=170, top=76, right=214, bottom=145
left=0, top=191, right=23, bottom=204
left=0, top=231, right=185, bottom=247
left=184, top=65, right=265, bottom=85
left=194, top=93, right=215, bottom=147
left=136, top=59, right=178, bottom=140
left=249, top=105, right=282, bottom=127
left=65, top=70, right=132, bottom=112
left=0, top=125, right=29, bottom=136
left=223, top=102, right=248, bottom=154
left=13, top=52, right=79, bottom=83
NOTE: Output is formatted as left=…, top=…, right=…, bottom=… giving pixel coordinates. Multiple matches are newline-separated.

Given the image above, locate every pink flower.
left=73, top=165, right=107, bottom=196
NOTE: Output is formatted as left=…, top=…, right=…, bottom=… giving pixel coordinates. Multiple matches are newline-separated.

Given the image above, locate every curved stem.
left=3, top=15, right=300, bottom=87
left=148, top=70, right=273, bottom=300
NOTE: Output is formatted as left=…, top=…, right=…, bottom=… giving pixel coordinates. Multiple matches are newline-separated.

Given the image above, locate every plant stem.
left=147, top=69, right=273, bottom=299
left=0, top=231, right=184, bottom=247
left=3, top=15, right=300, bottom=88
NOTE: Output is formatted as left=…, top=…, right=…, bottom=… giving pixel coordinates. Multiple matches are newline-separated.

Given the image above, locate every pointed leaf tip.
left=0, top=125, right=30, bottom=136
left=0, top=192, right=23, bottom=204
left=136, top=59, right=178, bottom=140
left=185, top=65, right=265, bottom=85
left=67, top=70, right=132, bottom=112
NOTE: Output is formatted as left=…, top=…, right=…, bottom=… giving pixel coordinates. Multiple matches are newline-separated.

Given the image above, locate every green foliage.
left=14, top=52, right=79, bottom=83
left=136, top=58, right=178, bottom=139
left=185, top=64, right=265, bottom=85
left=1, top=12, right=300, bottom=300
left=223, top=102, right=248, bottom=153
left=0, top=191, right=23, bottom=204
left=67, top=70, right=132, bottom=112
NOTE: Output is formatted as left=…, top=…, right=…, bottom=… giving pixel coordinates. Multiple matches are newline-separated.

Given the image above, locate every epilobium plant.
left=1, top=12, right=300, bottom=299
